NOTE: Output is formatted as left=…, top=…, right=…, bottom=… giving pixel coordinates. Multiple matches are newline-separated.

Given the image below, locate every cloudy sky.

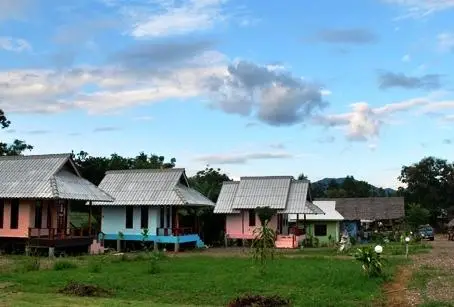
left=1, top=0, right=453, bottom=188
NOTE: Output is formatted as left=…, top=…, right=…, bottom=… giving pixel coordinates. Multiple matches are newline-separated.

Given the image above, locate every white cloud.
left=316, top=92, right=454, bottom=141
left=193, top=151, right=294, bottom=165
left=437, top=32, right=454, bottom=52
left=384, top=0, right=454, bottom=19
left=401, top=54, right=411, bottom=62
left=320, top=89, right=332, bottom=96
left=106, top=0, right=242, bottom=38
left=0, top=37, right=31, bottom=52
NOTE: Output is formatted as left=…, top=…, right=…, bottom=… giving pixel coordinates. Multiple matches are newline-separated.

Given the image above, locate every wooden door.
left=56, top=200, right=67, bottom=236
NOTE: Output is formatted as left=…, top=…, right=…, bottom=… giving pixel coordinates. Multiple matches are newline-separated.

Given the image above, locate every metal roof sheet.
left=232, top=176, right=292, bottom=209
left=214, top=176, right=324, bottom=215
left=214, top=181, right=240, bottom=213
left=288, top=201, right=343, bottom=221
left=92, top=168, right=213, bottom=206
left=0, top=154, right=113, bottom=201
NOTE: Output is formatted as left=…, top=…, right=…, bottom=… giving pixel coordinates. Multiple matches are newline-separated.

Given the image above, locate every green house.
left=289, top=200, right=344, bottom=244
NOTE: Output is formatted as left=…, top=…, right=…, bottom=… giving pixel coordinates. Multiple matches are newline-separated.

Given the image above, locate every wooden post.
left=49, top=247, right=55, bottom=258
left=174, top=209, right=180, bottom=252
left=88, top=201, right=92, bottom=236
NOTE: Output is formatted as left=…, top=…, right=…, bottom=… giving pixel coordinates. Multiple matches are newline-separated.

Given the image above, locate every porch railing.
left=156, top=227, right=193, bottom=236
left=28, top=227, right=95, bottom=240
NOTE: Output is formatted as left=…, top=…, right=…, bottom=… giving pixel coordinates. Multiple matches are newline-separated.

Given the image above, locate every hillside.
left=311, top=177, right=397, bottom=198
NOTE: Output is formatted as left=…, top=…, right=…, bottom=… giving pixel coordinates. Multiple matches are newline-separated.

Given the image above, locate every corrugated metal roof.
left=92, top=168, right=213, bottom=206
left=214, top=176, right=324, bottom=215
left=232, top=176, right=292, bottom=209
left=53, top=170, right=114, bottom=201
left=279, top=181, right=324, bottom=214
left=288, top=201, right=343, bottom=221
left=0, top=154, right=113, bottom=201
left=214, top=181, right=240, bottom=213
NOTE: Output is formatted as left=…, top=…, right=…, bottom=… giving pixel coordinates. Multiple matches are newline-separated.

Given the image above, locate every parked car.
left=418, top=225, right=435, bottom=241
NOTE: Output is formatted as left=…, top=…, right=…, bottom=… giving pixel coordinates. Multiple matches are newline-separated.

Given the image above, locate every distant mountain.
left=312, top=177, right=397, bottom=196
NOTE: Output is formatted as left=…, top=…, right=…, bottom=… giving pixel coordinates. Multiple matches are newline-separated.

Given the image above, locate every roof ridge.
left=49, top=176, right=60, bottom=198
left=105, top=168, right=185, bottom=174
left=0, top=153, right=71, bottom=160
left=240, top=176, right=294, bottom=180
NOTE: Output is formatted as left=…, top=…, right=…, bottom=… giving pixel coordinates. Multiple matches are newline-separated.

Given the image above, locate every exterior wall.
left=101, top=206, right=160, bottom=237
left=225, top=210, right=278, bottom=239
left=305, top=221, right=340, bottom=244
left=0, top=199, right=32, bottom=238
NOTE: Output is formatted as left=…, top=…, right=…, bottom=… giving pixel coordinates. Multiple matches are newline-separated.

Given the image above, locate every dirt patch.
left=383, top=266, right=420, bottom=307
left=228, top=294, right=290, bottom=307
left=58, top=281, right=113, bottom=297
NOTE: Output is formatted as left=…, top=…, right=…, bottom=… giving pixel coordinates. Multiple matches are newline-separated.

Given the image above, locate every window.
left=314, top=224, right=327, bottom=236
left=10, top=199, right=19, bottom=229
left=248, top=209, right=256, bottom=227
left=159, top=206, right=165, bottom=228
left=34, top=200, right=43, bottom=229
left=0, top=199, right=4, bottom=229
left=140, top=206, right=149, bottom=229
left=125, top=207, right=134, bottom=229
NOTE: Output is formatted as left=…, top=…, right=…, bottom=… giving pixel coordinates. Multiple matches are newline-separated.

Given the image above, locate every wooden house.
left=316, top=197, right=405, bottom=240
left=0, top=154, right=114, bottom=255
left=288, top=200, right=344, bottom=245
left=214, top=176, right=324, bottom=249
left=92, top=168, right=214, bottom=251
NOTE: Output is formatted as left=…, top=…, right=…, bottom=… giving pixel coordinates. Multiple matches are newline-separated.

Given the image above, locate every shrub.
left=354, top=246, right=384, bottom=277
left=20, top=257, right=40, bottom=272
left=58, top=281, right=112, bottom=297
left=228, top=294, right=290, bottom=307
left=53, top=260, right=77, bottom=271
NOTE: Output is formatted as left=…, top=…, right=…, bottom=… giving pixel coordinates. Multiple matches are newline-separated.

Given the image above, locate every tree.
left=398, top=156, right=454, bottom=222
left=0, top=109, right=33, bottom=156
left=405, top=203, right=430, bottom=230
left=297, top=173, right=308, bottom=180
left=187, top=166, right=231, bottom=245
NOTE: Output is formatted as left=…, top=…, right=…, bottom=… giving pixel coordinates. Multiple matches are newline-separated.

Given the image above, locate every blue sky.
left=1, top=0, right=454, bottom=188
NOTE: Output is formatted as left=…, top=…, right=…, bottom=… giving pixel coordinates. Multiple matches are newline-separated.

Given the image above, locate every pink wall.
left=0, top=199, right=60, bottom=238
left=225, top=210, right=278, bottom=239
left=0, top=199, right=32, bottom=238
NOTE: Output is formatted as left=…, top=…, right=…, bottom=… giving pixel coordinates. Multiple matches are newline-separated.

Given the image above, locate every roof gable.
left=0, top=153, right=113, bottom=201
left=214, top=176, right=323, bottom=215
left=93, top=168, right=213, bottom=206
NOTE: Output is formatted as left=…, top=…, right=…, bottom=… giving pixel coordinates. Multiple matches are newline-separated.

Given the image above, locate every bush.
left=20, top=257, right=40, bottom=272
left=228, top=294, right=290, bottom=307
left=58, top=281, right=112, bottom=297
left=354, top=246, right=384, bottom=277
left=53, top=260, right=78, bottom=271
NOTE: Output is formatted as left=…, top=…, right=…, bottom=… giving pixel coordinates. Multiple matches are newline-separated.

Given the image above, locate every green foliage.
left=406, top=203, right=431, bottom=230
left=147, top=252, right=163, bottom=275
left=0, top=109, right=33, bottom=156
left=354, top=246, right=384, bottom=277
left=255, top=206, right=276, bottom=226
left=53, top=260, right=78, bottom=271
left=251, top=222, right=276, bottom=266
left=88, top=261, right=103, bottom=273
left=118, top=231, right=124, bottom=240
left=19, top=257, right=41, bottom=272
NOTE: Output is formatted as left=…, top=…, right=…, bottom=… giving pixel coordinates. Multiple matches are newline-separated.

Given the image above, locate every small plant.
left=228, top=294, right=290, bottom=307
left=20, top=257, right=41, bottom=272
left=141, top=228, right=149, bottom=251
left=88, top=261, right=102, bottom=273
left=354, top=246, right=384, bottom=277
left=251, top=215, right=276, bottom=266
left=54, top=260, right=78, bottom=271
left=147, top=251, right=163, bottom=274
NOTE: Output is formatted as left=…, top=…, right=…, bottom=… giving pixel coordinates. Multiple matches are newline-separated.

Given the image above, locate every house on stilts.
left=214, top=176, right=325, bottom=248
left=0, top=154, right=114, bottom=256
left=92, top=168, right=214, bottom=251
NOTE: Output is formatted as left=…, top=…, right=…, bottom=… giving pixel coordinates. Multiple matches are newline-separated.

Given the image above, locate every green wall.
left=305, top=221, right=340, bottom=244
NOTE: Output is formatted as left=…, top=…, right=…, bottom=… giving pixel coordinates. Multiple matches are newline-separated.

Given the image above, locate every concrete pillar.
left=224, top=234, right=228, bottom=248
left=153, top=241, right=158, bottom=252
left=174, top=240, right=179, bottom=253
left=116, top=239, right=121, bottom=252
left=25, top=245, right=31, bottom=256
left=48, top=247, right=55, bottom=258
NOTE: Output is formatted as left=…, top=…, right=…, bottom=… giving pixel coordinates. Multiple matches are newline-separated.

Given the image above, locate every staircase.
left=275, top=235, right=297, bottom=249
left=89, top=239, right=105, bottom=255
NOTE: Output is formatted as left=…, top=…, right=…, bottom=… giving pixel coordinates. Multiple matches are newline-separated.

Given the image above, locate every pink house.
left=0, top=154, right=113, bottom=255
left=214, top=176, right=324, bottom=248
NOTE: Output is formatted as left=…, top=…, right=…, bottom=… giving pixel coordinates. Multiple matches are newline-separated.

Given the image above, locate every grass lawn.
left=0, top=253, right=403, bottom=307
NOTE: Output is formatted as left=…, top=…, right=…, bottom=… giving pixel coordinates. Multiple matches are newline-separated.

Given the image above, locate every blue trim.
left=103, top=233, right=204, bottom=246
